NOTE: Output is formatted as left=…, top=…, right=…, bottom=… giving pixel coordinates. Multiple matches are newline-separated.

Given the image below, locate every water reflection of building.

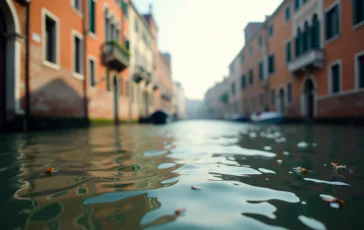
left=12, top=126, right=181, bottom=229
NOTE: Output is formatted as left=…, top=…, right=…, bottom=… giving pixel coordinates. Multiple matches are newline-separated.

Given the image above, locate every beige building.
left=204, top=77, right=229, bottom=119
left=128, top=1, right=154, bottom=120
left=172, top=82, right=186, bottom=118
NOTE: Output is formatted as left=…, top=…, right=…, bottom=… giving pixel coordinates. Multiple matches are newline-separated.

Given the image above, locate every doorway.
left=0, top=9, right=6, bottom=131
left=304, top=79, right=315, bottom=119
left=278, top=88, right=285, bottom=114
left=113, top=76, right=119, bottom=124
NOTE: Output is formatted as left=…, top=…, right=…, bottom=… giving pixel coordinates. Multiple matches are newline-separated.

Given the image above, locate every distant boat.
left=150, top=110, right=172, bottom=125
left=231, top=114, right=249, bottom=122
left=250, top=111, right=285, bottom=124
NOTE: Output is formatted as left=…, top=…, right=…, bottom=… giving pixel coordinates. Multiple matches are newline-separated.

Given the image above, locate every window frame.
left=89, top=0, right=96, bottom=35
left=268, top=54, right=275, bottom=75
left=328, top=60, right=342, bottom=95
left=71, top=0, right=83, bottom=18
left=353, top=0, right=364, bottom=29
left=88, top=55, right=97, bottom=88
left=355, top=50, right=364, bottom=89
left=325, top=0, right=341, bottom=44
left=42, top=8, right=61, bottom=70
left=285, top=6, right=291, bottom=22
left=72, top=29, right=85, bottom=80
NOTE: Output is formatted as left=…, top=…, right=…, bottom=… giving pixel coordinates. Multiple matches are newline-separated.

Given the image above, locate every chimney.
left=149, top=4, right=153, bottom=14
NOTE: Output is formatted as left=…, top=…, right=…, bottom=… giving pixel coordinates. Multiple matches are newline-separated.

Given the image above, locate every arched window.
left=311, top=14, right=320, bottom=49
left=295, top=27, right=301, bottom=57
left=105, top=8, right=109, bottom=41
left=303, top=21, right=309, bottom=52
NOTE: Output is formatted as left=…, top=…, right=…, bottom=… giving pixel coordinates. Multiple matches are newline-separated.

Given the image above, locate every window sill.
left=43, top=60, right=60, bottom=70
left=88, top=31, right=97, bottom=40
left=353, top=21, right=364, bottom=31
left=72, top=72, right=85, bottom=80
left=72, top=7, right=83, bottom=18
left=325, top=34, right=340, bottom=45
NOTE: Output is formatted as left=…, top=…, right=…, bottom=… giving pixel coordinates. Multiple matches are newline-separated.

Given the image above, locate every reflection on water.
left=1, top=120, right=364, bottom=229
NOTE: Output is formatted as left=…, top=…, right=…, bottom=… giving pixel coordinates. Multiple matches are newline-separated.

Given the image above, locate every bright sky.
left=132, top=0, right=283, bottom=100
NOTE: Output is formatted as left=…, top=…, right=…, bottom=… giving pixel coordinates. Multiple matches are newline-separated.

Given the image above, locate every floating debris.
left=293, top=167, right=311, bottom=174
left=191, top=185, right=202, bottom=190
left=233, top=183, right=239, bottom=186
left=44, top=167, right=54, bottom=175
left=175, top=208, right=186, bottom=215
left=332, top=162, right=346, bottom=170
left=322, top=197, right=345, bottom=209
left=264, top=146, right=272, bottom=151
left=297, top=142, right=308, bottom=148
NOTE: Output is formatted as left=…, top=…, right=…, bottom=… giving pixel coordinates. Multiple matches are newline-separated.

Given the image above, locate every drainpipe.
left=82, top=0, right=88, bottom=120
left=24, top=1, right=31, bottom=132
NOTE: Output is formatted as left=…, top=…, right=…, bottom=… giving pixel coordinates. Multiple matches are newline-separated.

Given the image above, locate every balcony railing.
left=102, top=41, right=130, bottom=72
left=133, top=66, right=149, bottom=83
left=288, top=49, right=324, bottom=74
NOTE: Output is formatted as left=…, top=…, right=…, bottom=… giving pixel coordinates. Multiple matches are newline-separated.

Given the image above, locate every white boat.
left=250, top=111, right=285, bottom=124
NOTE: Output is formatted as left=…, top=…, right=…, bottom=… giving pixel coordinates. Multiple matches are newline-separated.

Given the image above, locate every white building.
left=129, top=1, right=154, bottom=119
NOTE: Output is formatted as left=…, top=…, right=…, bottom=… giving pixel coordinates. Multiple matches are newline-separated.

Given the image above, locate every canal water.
left=1, top=120, right=364, bottom=230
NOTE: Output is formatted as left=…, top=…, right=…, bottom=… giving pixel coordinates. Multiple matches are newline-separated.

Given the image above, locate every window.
left=89, top=0, right=96, bottom=33
left=271, top=89, right=275, bottom=105
left=230, top=65, right=234, bottom=73
left=105, top=9, right=109, bottom=40
left=73, top=33, right=83, bottom=75
left=73, top=0, right=81, bottom=11
left=354, top=0, right=364, bottom=26
left=295, top=27, right=301, bottom=57
left=249, top=46, right=253, bottom=56
left=287, top=83, right=292, bottom=103
left=286, top=41, right=291, bottom=63
left=269, top=25, right=274, bottom=37
left=111, top=23, right=115, bottom=40
left=295, top=0, right=300, bottom=11
left=303, top=21, right=309, bottom=52
left=311, top=14, right=320, bottom=48
left=249, top=69, right=254, bottom=85
left=285, top=6, right=291, bottom=22
left=135, top=19, right=139, bottom=32
left=122, top=0, right=128, bottom=17
left=259, top=61, right=264, bottom=80
left=329, top=62, right=341, bottom=94
left=268, top=54, right=275, bottom=75
left=116, top=29, right=120, bottom=42
left=325, top=4, right=340, bottom=41
left=258, top=36, right=262, bottom=47
left=43, top=10, right=59, bottom=66
left=241, top=75, right=246, bottom=89
left=231, top=82, right=236, bottom=95
left=356, top=53, right=364, bottom=88
left=89, top=59, right=95, bottom=87
left=241, top=53, right=245, bottom=62
left=125, top=39, right=130, bottom=50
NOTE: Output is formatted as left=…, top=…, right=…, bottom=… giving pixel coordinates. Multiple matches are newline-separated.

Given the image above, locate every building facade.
left=206, top=0, right=364, bottom=121
left=129, top=2, right=154, bottom=120
left=0, top=0, right=178, bottom=132
left=172, top=82, right=186, bottom=119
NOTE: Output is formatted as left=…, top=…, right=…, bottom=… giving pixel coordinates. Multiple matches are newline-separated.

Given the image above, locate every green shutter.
left=354, top=0, right=358, bottom=25
left=336, top=5, right=340, bottom=35
left=325, top=12, right=329, bottom=40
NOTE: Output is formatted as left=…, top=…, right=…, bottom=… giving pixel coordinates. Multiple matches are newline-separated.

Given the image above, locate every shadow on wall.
left=7, top=78, right=90, bottom=132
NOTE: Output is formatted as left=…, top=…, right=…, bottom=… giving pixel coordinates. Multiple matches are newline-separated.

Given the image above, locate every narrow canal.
left=1, top=120, right=364, bottom=230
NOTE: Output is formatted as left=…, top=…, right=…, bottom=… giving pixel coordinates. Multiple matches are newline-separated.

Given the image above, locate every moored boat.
left=150, top=110, right=172, bottom=125
left=250, top=111, right=285, bottom=124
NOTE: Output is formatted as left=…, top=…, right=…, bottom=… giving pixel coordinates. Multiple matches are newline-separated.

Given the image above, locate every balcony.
left=133, top=66, right=149, bottom=83
left=153, top=78, right=160, bottom=90
left=102, top=41, right=130, bottom=72
left=288, top=49, right=324, bottom=75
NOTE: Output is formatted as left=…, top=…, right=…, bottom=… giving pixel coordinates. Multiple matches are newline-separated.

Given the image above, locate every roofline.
left=129, top=0, right=154, bottom=38
left=228, top=0, right=288, bottom=68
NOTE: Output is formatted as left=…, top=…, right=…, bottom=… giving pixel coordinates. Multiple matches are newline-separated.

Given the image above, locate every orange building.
left=1, top=0, right=176, bottom=132
left=213, top=0, right=364, bottom=123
